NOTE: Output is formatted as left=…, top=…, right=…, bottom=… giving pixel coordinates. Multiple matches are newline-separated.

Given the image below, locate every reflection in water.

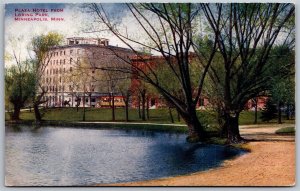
left=5, top=125, right=245, bottom=186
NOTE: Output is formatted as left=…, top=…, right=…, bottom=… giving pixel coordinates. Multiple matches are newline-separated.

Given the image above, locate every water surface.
left=5, top=125, right=245, bottom=186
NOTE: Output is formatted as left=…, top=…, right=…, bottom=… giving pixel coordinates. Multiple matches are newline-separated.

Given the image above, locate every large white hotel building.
left=40, top=37, right=134, bottom=107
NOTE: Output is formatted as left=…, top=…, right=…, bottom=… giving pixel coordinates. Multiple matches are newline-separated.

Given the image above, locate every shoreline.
left=6, top=121, right=295, bottom=186
left=96, top=125, right=295, bottom=186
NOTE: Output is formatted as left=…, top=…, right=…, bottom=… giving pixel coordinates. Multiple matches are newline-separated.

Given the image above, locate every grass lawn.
left=275, top=126, right=295, bottom=135
left=6, top=107, right=295, bottom=127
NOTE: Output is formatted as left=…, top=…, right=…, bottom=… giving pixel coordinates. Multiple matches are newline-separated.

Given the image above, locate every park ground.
left=100, top=123, right=295, bottom=186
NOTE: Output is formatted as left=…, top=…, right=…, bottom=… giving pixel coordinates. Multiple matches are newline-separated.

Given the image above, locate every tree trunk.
left=168, top=107, right=174, bottom=123
left=138, top=96, right=141, bottom=119
left=89, top=94, right=92, bottom=107
left=254, top=98, right=258, bottom=124
left=72, top=94, right=74, bottom=107
left=141, top=92, right=146, bottom=121
left=177, top=109, right=180, bottom=122
left=277, top=102, right=282, bottom=124
left=146, top=96, right=150, bottom=120
left=112, top=93, right=115, bottom=121
left=286, top=104, right=290, bottom=120
left=218, top=110, right=227, bottom=138
left=33, top=103, right=42, bottom=122
left=83, top=94, right=86, bottom=121
left=125, top=102, right=129, bottom=122
left=180, top=108, right=205, bottom=142
left=223, top=112, right=244, bottom=144
left=11, top=104, right=21, bottom=120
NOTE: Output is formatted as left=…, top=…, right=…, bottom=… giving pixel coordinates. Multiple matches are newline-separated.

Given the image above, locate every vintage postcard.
left=4, top=2, right=295, bottom=187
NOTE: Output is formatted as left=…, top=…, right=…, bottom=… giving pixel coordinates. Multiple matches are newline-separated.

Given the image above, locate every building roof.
left=49, top=43, right=134, bottom=53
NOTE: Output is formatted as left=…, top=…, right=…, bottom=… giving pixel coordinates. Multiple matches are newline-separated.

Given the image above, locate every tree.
left=5, top=60, right=35, bottom=120
left=30, top=32, right=63, bottom=121
left=87, top=3, right=218, bottom=142
left=260, top=98, right=277, bottom=122
left=268, top=46, right=295, bottom=123
left=65, top=56, right=95, bottom=121
left=117, top=77, right=132, bottom=121
left=201, top=3, right=295, bottom=143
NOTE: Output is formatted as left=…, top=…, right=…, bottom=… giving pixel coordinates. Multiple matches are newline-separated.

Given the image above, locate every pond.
left=5, top=125, right=246, bottom=186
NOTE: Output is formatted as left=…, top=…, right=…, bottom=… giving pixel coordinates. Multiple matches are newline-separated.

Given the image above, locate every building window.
left=63, top=68, right=65, bottom=72
left=60, top=51, right=62, bottom=56
left=60, top=60, right=62, bottom=65
left=70, top=58, right=73, bottom=64
left=63, top=59, right=66, bottom=64
left=46, top=69, right=48, bottom=75
left=70, top=49, right=73, bottom=55
left=70, top=67, right=72, bottom=72
left=64, top=51, right=66, bottom=55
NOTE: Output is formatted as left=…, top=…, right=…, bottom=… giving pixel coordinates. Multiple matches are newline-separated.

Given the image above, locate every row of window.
left=49, top=57, right=82, bottom=66
left=50, top=51, right=66, bottom=57
left=43, top=84, right=95, bottom=92
left=45, top=67, right=72, bottom=76
left=50, top=59, right=65, bottom=65
left=51, top=49, right=84, bottom=57
left=44, top=76, right=62, bottom=84
left=43, top=85, right=65, bottom=92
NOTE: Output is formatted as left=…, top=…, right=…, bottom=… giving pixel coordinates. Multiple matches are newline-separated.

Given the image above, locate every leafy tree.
left=87, top=3, right=219, bottom=142
left=5, top=60, right=36, bottom=120
left=117, top=76, right=132, bottom=122
left=268, top=46, right=295, bottom=123
left=260, top=98, right=277, bottom=122
left=30, top=32, right=63, bottom=121
left=201, top=3, right=295, bottom=143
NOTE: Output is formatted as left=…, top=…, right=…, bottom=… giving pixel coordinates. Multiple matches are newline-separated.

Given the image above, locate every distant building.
left=40, top=37, right=134, bottom=107
left=40, top=37, right=267, bottom=110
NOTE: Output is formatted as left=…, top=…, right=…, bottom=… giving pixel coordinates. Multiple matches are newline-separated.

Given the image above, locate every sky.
left=4, top=3, right=132, bottom=65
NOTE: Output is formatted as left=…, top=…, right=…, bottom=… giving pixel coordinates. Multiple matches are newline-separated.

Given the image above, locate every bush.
left=275, top=127, right=295, bottom=135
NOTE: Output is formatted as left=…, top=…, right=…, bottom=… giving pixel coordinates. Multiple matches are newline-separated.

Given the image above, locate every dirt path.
left=98, top=124, right=295, bottom=186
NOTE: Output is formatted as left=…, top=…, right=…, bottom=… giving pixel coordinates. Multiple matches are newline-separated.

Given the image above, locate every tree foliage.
left=30, top=32, right=63, bottom=121
left=5, top=61, right=36, bottom=120
left=200, top=3, right=295, bottom=143
left=87, top=3, right=219, bottom=141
